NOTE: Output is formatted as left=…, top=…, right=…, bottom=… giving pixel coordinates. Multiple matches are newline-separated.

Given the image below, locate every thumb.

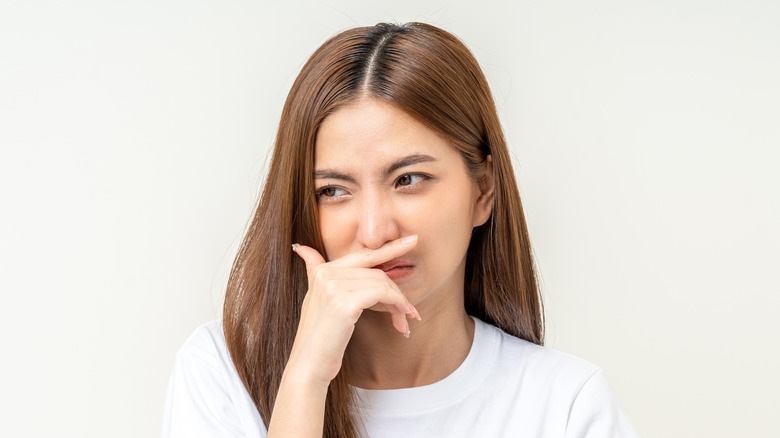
left=292, top=244, right=326, bottom=273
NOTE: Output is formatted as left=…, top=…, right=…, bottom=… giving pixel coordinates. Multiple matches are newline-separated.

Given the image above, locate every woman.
left=163, top=22, right=637, bottom=437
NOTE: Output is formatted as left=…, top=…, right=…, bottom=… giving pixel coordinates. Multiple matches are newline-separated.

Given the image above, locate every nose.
left=356, top=192, right=401, bottom=250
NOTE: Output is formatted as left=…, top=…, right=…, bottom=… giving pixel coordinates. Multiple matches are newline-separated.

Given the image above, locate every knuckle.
left=323, top=281, right=340, bottom=299
left=368, top=284, right=387, bottom=299
left=311, top=265, right=331, bottom=284
left=333, top=298, right=361, bottom=322
left=369, top=268, right=384, bottom=276
left=378, top=277, right=397, bottom=294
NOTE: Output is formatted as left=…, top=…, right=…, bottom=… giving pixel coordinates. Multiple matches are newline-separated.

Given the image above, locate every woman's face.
left=313, top=98, right=493, bottom=308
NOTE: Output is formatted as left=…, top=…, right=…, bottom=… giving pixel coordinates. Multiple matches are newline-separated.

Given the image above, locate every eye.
left=316, top=185, right=349, bottom=201
left=396, top=173, right=427, bottom=187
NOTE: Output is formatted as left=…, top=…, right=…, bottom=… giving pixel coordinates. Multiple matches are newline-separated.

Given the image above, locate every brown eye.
left=316, top=186, right=348, bottom=199
left=395, top=174, right=427, bottom=188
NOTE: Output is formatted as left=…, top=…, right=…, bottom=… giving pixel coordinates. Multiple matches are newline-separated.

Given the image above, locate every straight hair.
left=223, top=22, right=543, bottom=437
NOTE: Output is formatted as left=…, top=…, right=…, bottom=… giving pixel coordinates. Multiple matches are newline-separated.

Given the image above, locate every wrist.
left=280, top=362, right=332, bottom=394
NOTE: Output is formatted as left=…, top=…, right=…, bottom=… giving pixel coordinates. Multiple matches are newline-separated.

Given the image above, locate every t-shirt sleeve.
left=161, top=339, right=264, bottom=438
left=564, top=369, right=640, bottom=438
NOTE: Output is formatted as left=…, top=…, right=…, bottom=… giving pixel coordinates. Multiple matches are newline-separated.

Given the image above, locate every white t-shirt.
left=162, top=318, right=639, bottom=437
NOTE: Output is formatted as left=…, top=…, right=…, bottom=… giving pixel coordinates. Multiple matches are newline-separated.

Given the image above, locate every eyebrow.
left=314, top=153, right=437, bottom=181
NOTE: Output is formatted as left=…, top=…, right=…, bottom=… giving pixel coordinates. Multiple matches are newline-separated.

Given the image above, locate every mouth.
left=373, top=260, right=414, bottom=281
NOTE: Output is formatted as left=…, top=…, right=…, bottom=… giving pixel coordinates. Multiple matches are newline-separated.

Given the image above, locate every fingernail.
left=400, top=235, right=418, bottom=245
left=292, top=243, right=300, bottom=251
left=408, top=304, right=422, bottom=321
left=403, top=330, right=410, bottom=339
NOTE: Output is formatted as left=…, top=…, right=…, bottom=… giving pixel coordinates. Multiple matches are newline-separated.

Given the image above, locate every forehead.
left=314, top=99, right=458, bottom=170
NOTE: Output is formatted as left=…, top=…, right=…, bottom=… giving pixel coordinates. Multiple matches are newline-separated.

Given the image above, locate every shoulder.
left=165, top=319, right=240, bottom=404
left=169, top=319, right=249, bottom=403
left=477, top=318, right=601, bottom=388
left=162, top=320, right=267, bottom=437
left=471, top=318, right=603, bottom=413
left=474, top=319, right=639, bottom=437
left=175, top=320, right=230, bottom=366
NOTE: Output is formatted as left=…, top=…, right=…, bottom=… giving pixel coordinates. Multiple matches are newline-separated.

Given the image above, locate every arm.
left=266, top=365, right=329, bottom=436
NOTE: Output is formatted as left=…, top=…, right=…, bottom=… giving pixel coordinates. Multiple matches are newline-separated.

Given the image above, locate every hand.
left=287, top=235, right=422, bottom=387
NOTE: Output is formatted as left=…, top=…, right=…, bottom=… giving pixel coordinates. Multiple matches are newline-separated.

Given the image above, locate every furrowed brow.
left=385, top=154, right=436, bottom=176
left=313, top=169, right=357, bottom=183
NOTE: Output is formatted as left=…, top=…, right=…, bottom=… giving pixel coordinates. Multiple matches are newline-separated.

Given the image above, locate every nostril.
left=357, top=223, right=400, bottom=250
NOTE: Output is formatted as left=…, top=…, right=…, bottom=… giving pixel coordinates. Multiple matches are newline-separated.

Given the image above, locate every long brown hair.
left=223, top=22, right=543, bottom=436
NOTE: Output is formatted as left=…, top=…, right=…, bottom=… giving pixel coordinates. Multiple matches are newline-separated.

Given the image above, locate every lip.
left=373, top=260, right=414, bottom=282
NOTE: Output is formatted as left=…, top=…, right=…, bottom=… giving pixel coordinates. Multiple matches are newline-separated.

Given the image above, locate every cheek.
left=424, top=191, right=478, bottom=245
left=317, top=209, right=354, bottom=261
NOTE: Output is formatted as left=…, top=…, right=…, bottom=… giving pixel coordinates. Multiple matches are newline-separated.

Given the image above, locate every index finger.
left=328, top=235, right=418, bottom=269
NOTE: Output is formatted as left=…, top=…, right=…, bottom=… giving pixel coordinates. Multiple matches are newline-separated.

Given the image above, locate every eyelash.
left=315, top=173, right=431, bottom=201
left=315, top=185, right=349, bottom=200
left=395, top=173, right=427, bottom=188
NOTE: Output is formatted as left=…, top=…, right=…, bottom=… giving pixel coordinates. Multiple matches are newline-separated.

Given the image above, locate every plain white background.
left=1, top=1, right=778, bottom=437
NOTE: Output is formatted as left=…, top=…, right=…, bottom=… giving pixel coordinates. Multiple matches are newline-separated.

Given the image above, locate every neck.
left=346, top=299, right=474, bottom=390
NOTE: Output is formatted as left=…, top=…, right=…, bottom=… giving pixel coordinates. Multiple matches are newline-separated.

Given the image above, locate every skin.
left=268, top=98, right=494, bottom=437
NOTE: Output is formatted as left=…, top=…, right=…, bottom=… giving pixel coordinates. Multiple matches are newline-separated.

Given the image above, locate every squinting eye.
left=316, top=186, right=348, bottom=199
left=397, top=174, right=424, bottom=187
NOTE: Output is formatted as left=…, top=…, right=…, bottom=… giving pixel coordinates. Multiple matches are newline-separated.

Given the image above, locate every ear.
left=472, top=155, right=495, bottom=227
